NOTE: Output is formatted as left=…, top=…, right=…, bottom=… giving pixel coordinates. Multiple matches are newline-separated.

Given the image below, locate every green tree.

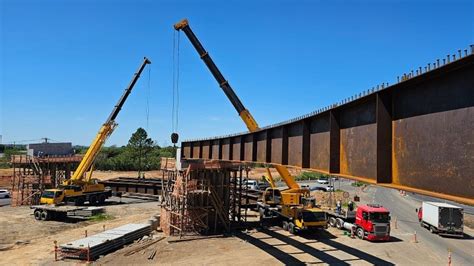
left=127, top=128, right=154, bottom=175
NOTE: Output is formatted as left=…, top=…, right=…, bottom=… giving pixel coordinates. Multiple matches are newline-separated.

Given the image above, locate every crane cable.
left=146, top=66, right=151, bottom=131
left=172, top=30, right=176, bottom=132
left=176, top=30, right=181, bottom=131
left=171, top=30, right=180, bottom=145
left=139, top=66, right=151, bottom=177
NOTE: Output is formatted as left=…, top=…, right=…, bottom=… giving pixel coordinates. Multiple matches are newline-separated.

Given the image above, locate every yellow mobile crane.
left=175, top=19, right=326, bottom=234
left=39, top=57, right=151, bottom=208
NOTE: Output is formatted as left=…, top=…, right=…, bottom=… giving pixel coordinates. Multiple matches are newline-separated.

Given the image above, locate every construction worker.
left=348, top=200, right=354, bottom=211
left=336, top=200, right=342, bottom=214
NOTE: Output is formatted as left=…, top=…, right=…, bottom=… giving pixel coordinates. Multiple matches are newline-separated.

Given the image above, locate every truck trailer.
left=417, top=201, right=464, bottom=237
left=31, top=205, right=104, bottom=221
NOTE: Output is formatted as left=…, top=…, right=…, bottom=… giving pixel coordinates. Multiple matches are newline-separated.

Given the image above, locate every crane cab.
left=294, top=208, right=328, bottom=231
left=40, top=189, right=65, bottom=205
left=81, top=179, right=106, bottom=193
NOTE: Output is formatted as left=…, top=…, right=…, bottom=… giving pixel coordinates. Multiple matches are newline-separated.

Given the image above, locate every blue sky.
left=1, top=0, right=473, bottom=146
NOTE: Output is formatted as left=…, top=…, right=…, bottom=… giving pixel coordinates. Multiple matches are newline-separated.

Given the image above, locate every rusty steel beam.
left=182, top=53, right=474, bottom=205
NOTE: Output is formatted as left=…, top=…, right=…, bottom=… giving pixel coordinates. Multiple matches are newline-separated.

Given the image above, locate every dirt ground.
left=89, top=166, right=301, bottom=182
left=97, top=224, right=456, bottom=266
left=92, top=166, right=302, bottom=181
left=1, top=198, right=471, bottom=265
left=0, top=199, right=159, bottom=265
left=0, top=166, right=301, bottom=185
left=247, top=167, right=302, bottom=180
left=98, top=232, right=278, bottom=265
left=1, top=169, right=472, bottom=265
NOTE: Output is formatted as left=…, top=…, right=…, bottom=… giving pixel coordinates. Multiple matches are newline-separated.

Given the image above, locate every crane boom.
left=174, top=19, right=299, bottom=190
left=69, top=57, right=151, bottom=183
left=174, top=19, right=258, bottom=132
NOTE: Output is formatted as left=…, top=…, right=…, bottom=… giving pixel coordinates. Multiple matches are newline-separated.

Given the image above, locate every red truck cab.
left=355, top=204, right=391, bottom=241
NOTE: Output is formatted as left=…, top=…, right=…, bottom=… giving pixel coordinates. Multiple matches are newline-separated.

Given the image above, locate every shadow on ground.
left=439, top=233, right=473, bottom=240
left=235, top=226, right=395, bottom=265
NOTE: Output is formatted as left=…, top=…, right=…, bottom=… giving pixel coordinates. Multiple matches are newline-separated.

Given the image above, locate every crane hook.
left=171, top=132, right=179, bottom=146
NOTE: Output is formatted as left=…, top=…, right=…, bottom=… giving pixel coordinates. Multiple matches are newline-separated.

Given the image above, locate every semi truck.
left=417, top=201, right=464, bottom=237
left=327, top=204, right=391, bottom=241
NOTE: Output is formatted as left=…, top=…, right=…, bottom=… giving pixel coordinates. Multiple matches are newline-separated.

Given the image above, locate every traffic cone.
left=412, top=231, right=418, bottom=243
left=448, top=249, right=452, bottom=266
left=54, top=240, right=58, bottom=261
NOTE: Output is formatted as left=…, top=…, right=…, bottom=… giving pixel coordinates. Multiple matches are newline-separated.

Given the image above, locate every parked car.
left=0, top=189, right=10, bottom=198
left=244, top=180, right=259, bottom=191
left=317, top=177, right=329, bottom=184
left=312, top=186, right=327, bottom=192
left=325, top=186, right=335, bottom=192
left=301, top=184, right=310, bottom=189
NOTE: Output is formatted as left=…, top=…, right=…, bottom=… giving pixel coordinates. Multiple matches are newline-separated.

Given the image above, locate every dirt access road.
left=0, top=197, right=158, bottom=265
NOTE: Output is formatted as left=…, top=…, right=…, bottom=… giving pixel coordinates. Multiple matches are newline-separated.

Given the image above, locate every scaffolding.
left=160, top=161, right=250, bottom=237
left=10, top=155, right=82, bottom=206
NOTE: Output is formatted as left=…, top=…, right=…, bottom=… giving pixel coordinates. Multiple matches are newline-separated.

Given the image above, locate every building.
left=26, top=142, right=74, bottom=157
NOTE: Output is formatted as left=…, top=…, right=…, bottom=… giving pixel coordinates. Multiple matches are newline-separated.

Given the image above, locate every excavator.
left=175, top=19, right=326, bottom=234
left=39, top=57, right=151, bottom=206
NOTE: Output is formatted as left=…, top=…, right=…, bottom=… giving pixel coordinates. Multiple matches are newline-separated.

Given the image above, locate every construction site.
left=1, top=2, right=474, bottom=265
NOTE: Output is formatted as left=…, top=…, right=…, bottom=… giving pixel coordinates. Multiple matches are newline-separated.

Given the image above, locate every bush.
left=92, top=128, right=177, bottom=171
left=0, top=161, right=10, bottom=168
left=0, top=146, right=26, bottom=169
left=89, top=214, right=114, bottom=222
left=351, top=181, right=368, bottom=187
left=295, top=171, right=329, bottom=181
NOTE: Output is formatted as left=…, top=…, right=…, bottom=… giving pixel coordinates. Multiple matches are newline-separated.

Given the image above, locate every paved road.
left=326, top=179, right=473, bottom=265
left=291, top=179, right=473, bottom=265
left=372, top=187, right=473, bottom=265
